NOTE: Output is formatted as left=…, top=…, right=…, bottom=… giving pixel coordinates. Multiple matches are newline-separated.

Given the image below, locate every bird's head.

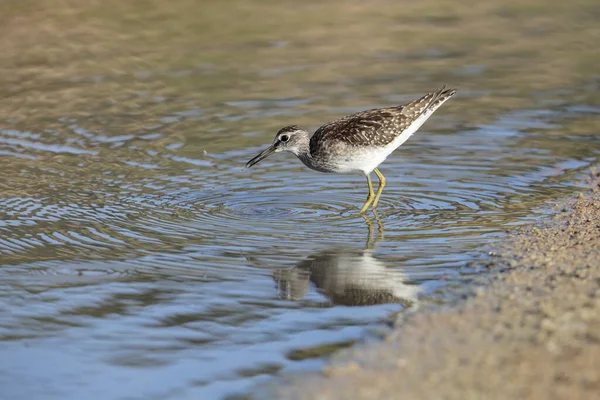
left=246, top=125, right=309, bottom=168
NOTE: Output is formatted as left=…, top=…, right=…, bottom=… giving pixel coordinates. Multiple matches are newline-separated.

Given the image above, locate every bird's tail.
left=401, top=85, right=457, bottom=117
left=427, top=85, right=457, bottom=111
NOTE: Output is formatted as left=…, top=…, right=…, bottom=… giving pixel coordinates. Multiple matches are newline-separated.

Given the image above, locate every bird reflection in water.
left=274, top=212, right=420, bottom=307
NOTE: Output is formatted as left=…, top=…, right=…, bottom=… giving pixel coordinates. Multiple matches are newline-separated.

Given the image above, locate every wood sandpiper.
left=246, top=85, right=456, bottom=213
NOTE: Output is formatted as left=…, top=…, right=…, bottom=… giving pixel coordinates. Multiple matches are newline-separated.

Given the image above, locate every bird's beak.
left=246, top=145, right=276, bottom=168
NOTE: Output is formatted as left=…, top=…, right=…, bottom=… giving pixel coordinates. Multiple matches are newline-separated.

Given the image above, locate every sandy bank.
left=272, top=169, right=600, bottom=400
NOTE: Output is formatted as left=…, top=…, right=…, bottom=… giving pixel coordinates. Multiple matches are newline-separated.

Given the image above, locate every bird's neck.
left=297, top=151, right=316, bottom=170
left=293, top=140, right=318, bottom=169
left=292, top=137, right=317, bottom=170
left=296, top=146, right=332, bottom=173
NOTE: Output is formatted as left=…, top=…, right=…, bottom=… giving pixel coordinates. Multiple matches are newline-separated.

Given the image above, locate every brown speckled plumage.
left=309, top=86, right=455, bottom=156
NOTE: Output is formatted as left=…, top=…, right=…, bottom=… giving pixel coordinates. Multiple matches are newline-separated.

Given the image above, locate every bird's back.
left=309, top=86, right=456, bottom=158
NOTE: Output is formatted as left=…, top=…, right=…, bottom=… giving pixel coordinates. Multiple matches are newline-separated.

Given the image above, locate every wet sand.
left=273, top=169, right=600, bottom=400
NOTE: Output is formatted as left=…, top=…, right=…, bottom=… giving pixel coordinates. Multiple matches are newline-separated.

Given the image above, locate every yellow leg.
left=372, top=168, right=386, bottom=209
left=359, top=174, right=375, bottom=213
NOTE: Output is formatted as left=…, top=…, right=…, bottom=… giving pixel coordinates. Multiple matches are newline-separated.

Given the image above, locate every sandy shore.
left=271, top=169, right=600, bottom=400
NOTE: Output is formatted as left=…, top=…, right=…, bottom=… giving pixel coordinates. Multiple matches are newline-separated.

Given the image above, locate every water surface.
left=1, top=1, right=600, bottom=399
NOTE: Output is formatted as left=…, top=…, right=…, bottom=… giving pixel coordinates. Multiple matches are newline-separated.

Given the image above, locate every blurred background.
left=1, top=0, right=599, bottom=399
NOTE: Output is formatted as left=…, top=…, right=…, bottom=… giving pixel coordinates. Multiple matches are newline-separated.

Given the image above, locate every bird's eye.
left=279, top=134, right=289, bottom=142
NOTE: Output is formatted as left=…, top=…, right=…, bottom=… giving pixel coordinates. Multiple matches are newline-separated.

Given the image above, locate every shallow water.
left=1, top=1, right=600, bottom=399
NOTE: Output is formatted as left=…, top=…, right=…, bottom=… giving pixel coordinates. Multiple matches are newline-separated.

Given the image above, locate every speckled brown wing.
left=309, top=86, right=455, bottom=156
